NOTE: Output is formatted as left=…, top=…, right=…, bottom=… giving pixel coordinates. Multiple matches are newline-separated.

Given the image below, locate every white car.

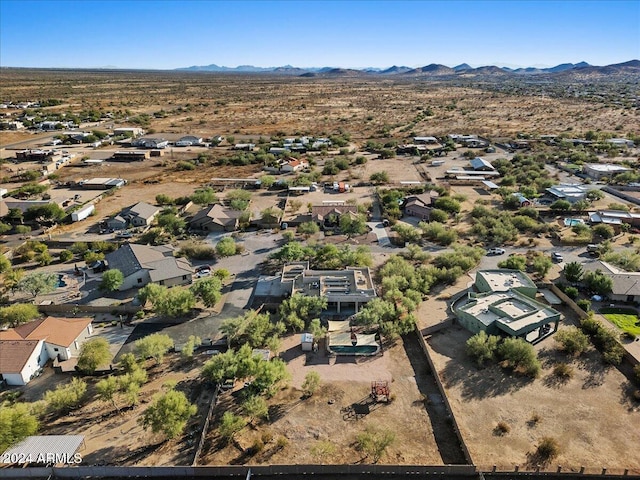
left=486, top=248, right=506, bottom=256
left=196, top=269, right=211, bottom=278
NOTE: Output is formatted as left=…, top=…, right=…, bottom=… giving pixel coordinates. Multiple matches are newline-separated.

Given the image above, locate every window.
left=54, top=347, right=59, bottom=352
left=159, top=280, right=165, bottom=286
left=137, top=278, right=143, bottom=284
left=182, top=275, right=187, bottom=280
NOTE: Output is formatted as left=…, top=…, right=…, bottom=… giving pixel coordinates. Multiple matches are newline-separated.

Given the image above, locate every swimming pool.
left=56, top=274, right=67, bottom=288
left=564, top=218, right=585, bottom=227
left=328, top=344, right=380, bottom=356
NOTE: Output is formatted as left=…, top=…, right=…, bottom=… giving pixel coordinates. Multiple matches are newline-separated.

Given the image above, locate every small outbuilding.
left=301, top=333, right=314, bottom=351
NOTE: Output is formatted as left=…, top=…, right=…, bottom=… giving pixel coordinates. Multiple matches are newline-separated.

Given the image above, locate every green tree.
left=550, top=200, right=571, bottom=211
left=216, top=237, right=237, bottom=257
left=135, top=333, right=174, bottom=364
left=77, top=338, right=111, bottom=374
left=242, top=395, right=269, bottom=424
left=17, top=272, right=57, bottom=298
left=279, top=294, right=328, bottom=332
left=339, top=213, right=368, bottom=238
left=498, top=255, right=527, bottom=271
left=140, top=390, right=197, bottom=440
left=301, top=371, right=321, bottom=397
left=466, top=331, right=500, bottom=366
left=593, top=224, right=615, bottom=239
left=259, top=175, right=276, bottom=188
left=70, top=242, right=89, bottom=256
left=119, top=352, right=139, bottom=373
left=355, top=427, right=396, bottom=463
left=100, top=269, right=124, bottom=291
left=586, top=189, right=605, bottom=201
left=24, top=203, right=66, bottom=222
left=190, top=187, right=218, bottom=205
left=95, top=376, right=120, bottom=410
left=555, top=327, right=589, bottom=356
left=157, top=213, right=186, bottom=235
left=0, top=222, right=12, bottom=235
left=0, top=303, right=39, bottom=328
left=44, top=378, right=87, bottom=414
left=434, top=197, right=461, bottom=214
left=370, top=171, right=390, bottom=185
left=202, top=350, right=239, bottom=384
left=564, top=261, right=584, bottom=283
left=0, top=254, right=11, bottom=274
left=583, top=270, right=613, bottom=295
left=226, top=189, right=251, bottom=210
left=297, top=221, right=320, bottom=237
left=218, top=412, right=247, bottom=444
left=59, top=249, right=73, bottom=262
left=251, top=357, right=290, bottom=397
left=190, top=276, right=223, bottom=307
left=532, top=255, right=553, bottom=278
left=498, top=338, right=541, bottom=377
left=181, top=335, right=202, bottom=359
left=428, top=208, right=449, bottom=223
left=0, top=403, right=38, bottom=453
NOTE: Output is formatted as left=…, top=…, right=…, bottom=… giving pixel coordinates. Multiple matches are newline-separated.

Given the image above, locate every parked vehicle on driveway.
left=551, top=252, right=563, bottom=262
left=486, top=248, right=506, bottom=256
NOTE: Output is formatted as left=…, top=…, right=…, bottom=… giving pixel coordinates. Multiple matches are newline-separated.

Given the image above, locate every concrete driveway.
left=367, top=222, right=391, bottom=247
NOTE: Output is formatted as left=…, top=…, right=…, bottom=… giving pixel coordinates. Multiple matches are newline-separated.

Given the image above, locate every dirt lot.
left=416, top=279, right=640, bottom=474
left=200, top=334, right=446, bottom=466
left=28, top=335, right=446, bottom=467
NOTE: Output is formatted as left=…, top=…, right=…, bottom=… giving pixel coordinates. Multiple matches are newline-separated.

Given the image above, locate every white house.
left=583, top=163, right=631, bottom=180
left=0, top=317, right=94, bottom=386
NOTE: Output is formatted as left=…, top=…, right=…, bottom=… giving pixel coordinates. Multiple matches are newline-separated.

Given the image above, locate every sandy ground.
left=416, top=280, right=640, bottom=474
left=200, top=334, right=444, bottom=466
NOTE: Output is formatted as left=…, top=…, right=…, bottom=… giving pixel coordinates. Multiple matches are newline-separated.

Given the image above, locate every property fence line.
left=602, top=186, right=640, bottom=206
left=37, top=304, right=141, bottom=316
left=413, top=326, right=474, bottom=466
left=191, top=385, right=220, bottom=466
left=1, top=465, right=637, bottom=479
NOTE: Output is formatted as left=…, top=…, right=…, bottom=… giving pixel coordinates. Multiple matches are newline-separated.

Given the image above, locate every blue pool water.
left=564, top=218, right=584, bottom=227
left=56, top=274, right=67, bottom=288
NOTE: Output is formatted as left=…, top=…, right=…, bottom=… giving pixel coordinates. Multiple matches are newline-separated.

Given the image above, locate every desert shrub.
left=553, top=362, right=574, bottom=379
left=576, top=299, right=592, bottom=312
left=554, top=326, right=589, bottom=356
left=466, top=331, right=499, bottom=366
left=178, top=241, right=216, bottom=260
left=494, top=421, right=511, bottom=435
left=498, top=337, right=541, bottom=377
left=536, top=436, right=560, bottom=461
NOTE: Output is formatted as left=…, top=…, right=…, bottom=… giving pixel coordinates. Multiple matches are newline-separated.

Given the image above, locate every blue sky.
left=1, top=1, right=638, bottom=69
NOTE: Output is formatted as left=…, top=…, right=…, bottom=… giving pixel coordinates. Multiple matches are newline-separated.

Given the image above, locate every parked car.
left=195, top=269, right=211, bottom=278
left=115, top=231, right=133, bottom=239
left=486, top=248, right=506, bottom=256
left=195, top=264, right=212, bottom=273
left=551, top=252, right=563, bottom=262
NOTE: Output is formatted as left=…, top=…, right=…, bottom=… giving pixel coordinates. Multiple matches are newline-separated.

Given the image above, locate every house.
left=0, top=316, right=94, bottom=385
left=16, top=149, right=61, bottom=163
left=311, top=204, right=359, bottom=228
left=607, top=138, right=635, bottom=148
left=177, top=135, right=203, bottom=146
left=107, top=202, right=160, bottom=230
left=403, top=191, right=439, bottom=220
left=79, top=178, right=126, bottom=190
left=190, top=204, right=245, bottom=232
left=280, top=158, right=309, bottom=173
left=469, top=157, right=495, bottom=171
left=583, top=261, right=640, bottom=302
left=281, top=262, right=377, bottom=314
left=546, top=184, right=590, bottom=203
left=0, top=120, right=24, bottom=130
left=234, top=143, right=255, bottom=151
left=588, top=210, right=640, bottom=228
left=113, top=127, right=144, bottom=137
left=583, top=163, right=631, bottom=180
left=132, top=137, right=169, bottom=149
left=105, top=243, right=193, bottom=290
left=454, top=270, right=560, bottom=343
left=413, top=136, right=439, bottom=145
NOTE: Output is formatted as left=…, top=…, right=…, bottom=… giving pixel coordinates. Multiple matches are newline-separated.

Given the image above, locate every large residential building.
left=190, top=204, right=245, bottom=232
left=0, top=317, right=94, bottom=385
left=105, top=243, right=193, bottom=290
left=403, top=191, right=439, bottom=221
left=584, top=261, right=640, bottom=303
left=546, top=184, right=591, bottom=203
left=454, top=270, right=560, bottom=343
left=583, top=163, right=631, bottom=180
left=281, top=262, right=376, bottom=314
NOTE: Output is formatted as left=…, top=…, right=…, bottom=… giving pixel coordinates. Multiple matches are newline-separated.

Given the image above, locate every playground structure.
left=340, top=380, right=391, bottom=421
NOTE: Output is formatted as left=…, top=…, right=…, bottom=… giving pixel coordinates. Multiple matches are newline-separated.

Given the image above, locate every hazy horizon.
left=1, top=0, right=638, bottom=70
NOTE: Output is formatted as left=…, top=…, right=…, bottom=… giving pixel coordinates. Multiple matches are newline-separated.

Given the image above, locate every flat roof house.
left=546, top=184, right=590, bottom=203
left=583, top=163, right=631, bottom=180
left=589, top=210, right=640, bottom=228
left=454, top=270, right=560, bottom=343
left=281, top=262, right=376, bottom=314
left=105, top=243, right=193, bottom=290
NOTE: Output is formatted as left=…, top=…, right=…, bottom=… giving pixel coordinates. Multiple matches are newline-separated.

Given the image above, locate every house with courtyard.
left=106, top=202, right=160, bottom=230
left=189, top=204, right=244, bottom=232
left=311, top=204, right=359, bottom=229
left=453, top=270, right=560, bottom=343
left=105, top=243, right=193, bottom=290
left=0, top=316, right=93, bottom=385
left=589, top=210, right=640, bottom=229
left=583, top=163, right=632, bottom=180
left=546, top=183, right=591, bottom=203
left=281, top=262, right=377, bottom=314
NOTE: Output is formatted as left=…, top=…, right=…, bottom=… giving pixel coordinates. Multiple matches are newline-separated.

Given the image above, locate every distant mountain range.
left=175, top=60, right=640, bottom=78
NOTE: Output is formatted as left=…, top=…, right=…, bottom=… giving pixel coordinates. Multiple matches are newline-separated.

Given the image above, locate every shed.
left=301, top=333, right=314, bottom=351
